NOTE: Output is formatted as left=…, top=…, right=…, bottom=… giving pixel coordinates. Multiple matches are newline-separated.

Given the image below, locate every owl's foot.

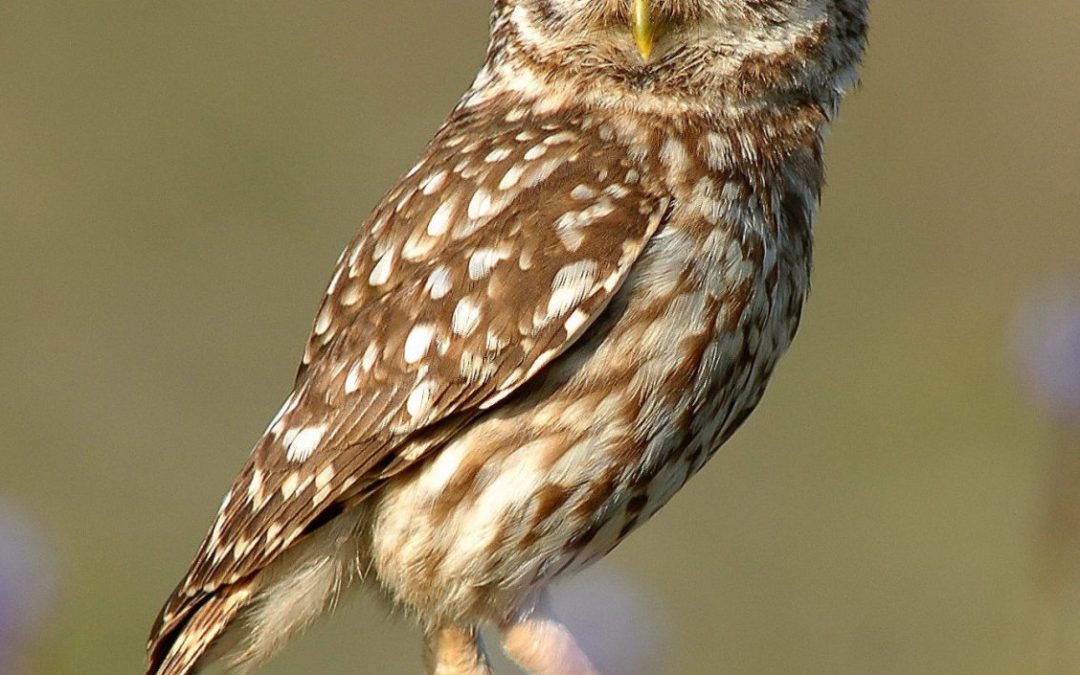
left=424, top=625, right=492, bottom=675
left=501, top=592, right=599, bottom=675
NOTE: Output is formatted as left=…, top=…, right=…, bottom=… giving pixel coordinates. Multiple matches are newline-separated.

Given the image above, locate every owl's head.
left=486, top=0, right=868, bottom=115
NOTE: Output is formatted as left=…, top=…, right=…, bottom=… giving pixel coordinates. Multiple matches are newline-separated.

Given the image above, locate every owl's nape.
left=146, top=1, right=867, bottom=674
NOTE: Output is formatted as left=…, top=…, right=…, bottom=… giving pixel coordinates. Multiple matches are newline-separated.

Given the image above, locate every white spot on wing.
left=460, top=350, right=494, bottom=382
left=570, top=184, right=596, bottom=200
left=340, top=284, right=362, bottom=306
left=361, top=342, right=379, bottom=371
left=547, top=260, right=598, bottom=318
left=469, top=248, right=501, bottom=280
left=451, top=296, right=482, bottom=336
left=427, top=200, right=455, bottom=236
left=345, top=361, right=363, bottom=394
left=312, top=464, right=336, bottom=505
left=314, top=306, right=332, bottom=336
left=404, top=324, right=435, bottom=364
left=265, top=522, right=283, bottom=544
left=486, top=329, right=509, bottom=351
left=369, top=249, right=395, bottom=286
left=499, top=164, right=526, bottom=190
left=286, top=424, right=327, bottom=463
left=232, top=538, right=253, bottom=560
left=426, top=265, right=453, bottom=299
left=544, top=131, right=576, bottom=146
left=247, top=469, right=264, bottom=504
left=217, top=490, right=232, bottom=515
left=468, top=188, right=495, bottom=220
left=564, top=309, right=589, bottom=335
left=421, top=170, right=448, bottom=195
left=407, top=379, right=437, bottom=419
left=484, top=148, right=512, bottom=163
left=326, top=267, right=344, bottom=295
left=281, top=472, right=301, bottom=499
left=524, top=144, right=547, bottom=161
left=315, top=464, right=335, bottom=490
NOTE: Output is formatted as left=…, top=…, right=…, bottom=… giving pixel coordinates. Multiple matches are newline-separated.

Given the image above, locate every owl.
left=146, top=1, right=868, bottom=673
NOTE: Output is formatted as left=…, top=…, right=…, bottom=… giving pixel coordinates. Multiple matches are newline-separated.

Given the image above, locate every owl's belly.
left=369, top=221, right=807, bottom=623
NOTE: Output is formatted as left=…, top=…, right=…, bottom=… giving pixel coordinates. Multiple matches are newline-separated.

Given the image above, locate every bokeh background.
left=3, top=1, right=1080, bottom=673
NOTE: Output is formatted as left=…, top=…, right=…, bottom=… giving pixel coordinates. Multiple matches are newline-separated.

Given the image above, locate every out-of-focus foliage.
left=2, top=2, right=1079, bottom=673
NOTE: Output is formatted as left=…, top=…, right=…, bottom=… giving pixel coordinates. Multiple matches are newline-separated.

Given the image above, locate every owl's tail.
left=146, top=578, right=255, bottom=675
left=146, top=509, right=365, bottom=674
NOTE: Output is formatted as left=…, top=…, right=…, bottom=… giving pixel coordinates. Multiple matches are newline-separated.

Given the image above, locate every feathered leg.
left=424, top=625, right=493, bottom=675
left=500, top=591, right=598, bottom=675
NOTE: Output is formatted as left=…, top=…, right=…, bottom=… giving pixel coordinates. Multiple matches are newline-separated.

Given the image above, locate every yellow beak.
left=632, top=0, right=656, bottom=61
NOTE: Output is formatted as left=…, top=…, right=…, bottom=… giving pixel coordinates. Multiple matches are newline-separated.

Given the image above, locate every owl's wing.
left=149, top=111, right=671, bottom=661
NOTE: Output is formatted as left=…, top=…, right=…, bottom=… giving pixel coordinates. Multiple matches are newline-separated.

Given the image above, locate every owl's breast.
left=564, top=160, right=816, bottom=477
left=367, top=137, right=820, bottom=623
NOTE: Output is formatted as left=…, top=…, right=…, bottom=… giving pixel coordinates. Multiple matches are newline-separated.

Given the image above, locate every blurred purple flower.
left=1013, top=280, right=1080, bottom=425
left=0, top=505, right=55, bottom=674
left=551, top=565, right=669, bottom=675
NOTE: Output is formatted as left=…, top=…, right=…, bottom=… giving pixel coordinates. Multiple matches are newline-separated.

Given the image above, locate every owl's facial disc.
left=496, top=0, right=866, bottom=114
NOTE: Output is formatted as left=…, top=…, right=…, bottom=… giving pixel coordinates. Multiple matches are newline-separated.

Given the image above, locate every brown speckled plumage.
left=147, top=1, right=867, bottom=673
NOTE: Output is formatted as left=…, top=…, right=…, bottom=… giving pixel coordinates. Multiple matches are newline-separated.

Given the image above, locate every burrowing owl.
left=147, top=1, right=868, bottom=673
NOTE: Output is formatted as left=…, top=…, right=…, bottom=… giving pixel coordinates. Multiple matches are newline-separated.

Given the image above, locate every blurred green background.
left=3, top=1, right=1080, bottom=673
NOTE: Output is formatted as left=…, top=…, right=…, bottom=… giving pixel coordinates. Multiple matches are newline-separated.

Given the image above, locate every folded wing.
left=148, top=110, right=671, bottom=669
